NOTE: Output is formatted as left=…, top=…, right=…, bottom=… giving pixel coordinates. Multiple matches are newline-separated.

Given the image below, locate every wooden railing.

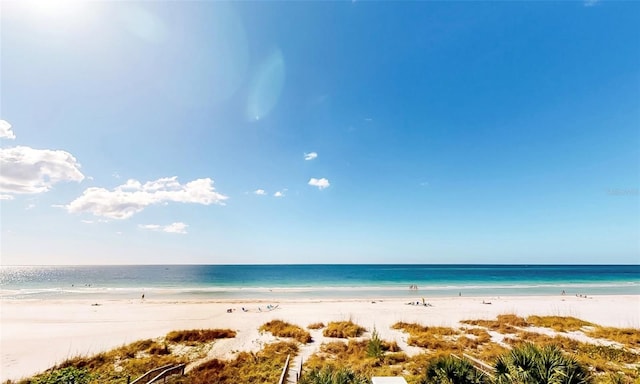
left=130, top=364, right=185, bottom=384
left=130, top=365, right=173, bottom=384
left=147, top=364, right=186, bottom=384
left=452, top=354, right=495, bottom=379
left=277, top=354, right=291, bottom=384
left=294, top=356, right=303, bottom=382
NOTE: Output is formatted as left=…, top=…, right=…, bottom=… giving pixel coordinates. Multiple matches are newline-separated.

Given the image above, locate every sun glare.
left=25, top=0, right=86, bottom=19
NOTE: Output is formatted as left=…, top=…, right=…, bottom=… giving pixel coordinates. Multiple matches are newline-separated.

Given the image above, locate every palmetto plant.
left=422, top=355, right=488, bottom=384
left=494, top=343, right=591, bottom=384
left=299, top=366, right=368, bottom=384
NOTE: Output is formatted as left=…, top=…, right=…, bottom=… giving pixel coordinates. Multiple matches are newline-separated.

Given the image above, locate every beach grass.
left=323, top=321, right=366, bottom=338
left=526, top=315, right=593, bottom=332
left=260, top=320, right=312, bottom=343
left=307, top=322, right=325, bottom=330
left=586, top=326, right=640, bottom=348
left=460, top=314, right=528, bottom=334
left=165, top=329, right=236, bottom=344
left=7, top=314, right=640, bottom=384
left=304, top=339, right=409, bottom=379
left=19, top=341, right=185, bottom=384
left=181, top=341, right=297, bottom=384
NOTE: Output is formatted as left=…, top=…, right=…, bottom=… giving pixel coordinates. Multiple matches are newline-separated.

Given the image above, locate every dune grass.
left=165, top=329, right=236, bottom=344
left=323, top=321, right=366, bottom=338
left=392, top=322, right=459, bottom=350
left=460, top=314, right=527, bottom=334
left=182, top=341, right=297, bottom=384
left=304, top=339, right=410, bottom=380
left=307, top=322, right=325, bottom=330
left=260, top=320, right=312, bottom=343
left=586, top=326, right=640, bottom=348
left=526, top=315, right=593, bottom=332
left=16, top=338, right=185, bottom=384
left=392, top=322, right=507, bottom=365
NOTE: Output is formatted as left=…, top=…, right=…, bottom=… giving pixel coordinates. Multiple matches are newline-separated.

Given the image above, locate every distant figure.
left=562, top=290, right=566, bottom=295
left=459, top=292, right=462, bottom=297
left=141, top=293, right=145, bottom=300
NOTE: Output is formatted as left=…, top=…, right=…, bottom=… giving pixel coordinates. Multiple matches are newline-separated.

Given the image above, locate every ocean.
left=1, top=264, right=638, bottom=300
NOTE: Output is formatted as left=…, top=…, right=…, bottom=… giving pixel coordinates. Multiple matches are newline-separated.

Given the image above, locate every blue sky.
left=1, top=0, right=638, bottom=265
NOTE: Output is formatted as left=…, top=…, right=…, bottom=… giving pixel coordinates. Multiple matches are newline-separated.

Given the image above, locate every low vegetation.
left=424, top=355, right=489, bottom=384
left=165, top=329, right=236, bottom=344
left=586, top=326, right=640, bottom=348
left=323, top=321, right=366, bottom=338
left=9, top=329, right=237, bottom=384
left=308, top=322, right=325, bottom=330
left=304, top=339, right=411, bottom=379
left=10, top=316, right=639, bottom=384
left=460, top=314, right=528, bottom=334
left=28, top=367, right=93, bottom=384
left=15, top=340, right=184, bottom=384
left=495, top=343, right=591, bottom=384
left=260, top=320, right=312, bottom=343
left=299, top=366, right=368, bottom=384
left=392, top=322, right=460, bottom=350
left=179, top=341, right=297, bottom=384
left=526, top=315, right=592, bottom=332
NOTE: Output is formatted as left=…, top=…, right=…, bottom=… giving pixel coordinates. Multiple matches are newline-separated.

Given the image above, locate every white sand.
left=1, top=294, right=638, bottom=382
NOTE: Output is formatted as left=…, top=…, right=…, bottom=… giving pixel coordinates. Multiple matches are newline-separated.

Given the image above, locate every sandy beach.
left=1, top=294, right=639, bottom=382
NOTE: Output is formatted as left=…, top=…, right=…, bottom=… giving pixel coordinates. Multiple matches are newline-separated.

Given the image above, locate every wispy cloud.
left=0, top=146, right=84, bottom=195
left=66, top=177, right=227, bottom=220
left=0, top=120, right=16, bottom=140
left=139, top=222, right=188, bottom=234
left=584, top=0, right=599, bottom=6
left=274, top=190, right=285, bottom=197
left=0, top=194, right=14, bottom=200
left=304, top=152, right=318, bottom=161
left=308, top=178, right=330, bottom=190
left=254, top=189, right=266, bottom=195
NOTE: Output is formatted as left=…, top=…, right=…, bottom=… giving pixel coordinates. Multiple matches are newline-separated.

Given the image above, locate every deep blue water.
left=1, top=265, right=638, bottom=300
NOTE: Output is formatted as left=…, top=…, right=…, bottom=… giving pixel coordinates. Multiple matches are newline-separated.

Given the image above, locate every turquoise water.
left=1, top=265, right=638, bottom=300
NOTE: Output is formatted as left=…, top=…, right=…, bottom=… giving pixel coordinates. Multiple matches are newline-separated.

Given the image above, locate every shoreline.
left=2, top=294, right=639, bottom=382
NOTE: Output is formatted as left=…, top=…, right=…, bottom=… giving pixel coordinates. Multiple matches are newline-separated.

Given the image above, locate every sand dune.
left=1, top=294, right=638, bottom=382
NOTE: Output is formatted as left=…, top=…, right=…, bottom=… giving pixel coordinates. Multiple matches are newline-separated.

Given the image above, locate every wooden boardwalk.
left=130, top=364, right=186, bottom=384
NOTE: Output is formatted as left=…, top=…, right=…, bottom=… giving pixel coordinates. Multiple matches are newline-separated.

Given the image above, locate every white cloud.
left=81, top=218, right=109, bottom=224
left=25, top=203, right=36, bottom=210
left=0, top=146, right=84, bottom=195
left=584, top=0, right=599, bottom=6
left=0, top=194, right=14, bottom=200
left=164, top=222, right=188, bottom=234
left=308, top=177, right=330, bottom=189
left=254, top=189, right=266, bottom=195
left=139, top=224, right=161, bottom=230
left=304, top=152, right=318, bottom=161
left=139, top=222, right=188, bottom=234
left=66, top=177, right=228, bottom=219
left=274, top=191, right=284, bottom=197
left=0, top=120, right=16, bottom=140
